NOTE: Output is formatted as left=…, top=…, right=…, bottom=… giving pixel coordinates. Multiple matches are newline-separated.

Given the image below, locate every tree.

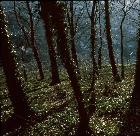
left=67, top=1, right=80, bottom=78
left=85, top=0, right=97, bottom=118
left=120, top=0, right=127, bottom=79
left=13, top=1, right=44, bottom=80
left=85, top=0, right=98, bottom=76
left=104, top=0, right=121, bottom=82
left=40, top=1, right=94, bottom=135
left=40, top=1, right=60, bottom=86
left=0, top=4, right=33, bottom=134
left=13, top=1, right=30, bottom=81
left=13, top=1, right=31, bottom=49
left=119, top=0, right=137, bottom=79
left=117, top=12, right=140, bottom=136
left=26, top=1, right=44, bottom=80
left=97, top=0, right=103, bottom=69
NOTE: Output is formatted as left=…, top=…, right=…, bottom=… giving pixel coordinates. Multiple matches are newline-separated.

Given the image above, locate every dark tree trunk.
left=26, top=1, right=44, bottom=80
left=90, top=0, right=98, bottom=77
left=0, top=3, right=31, bottom=118
left=43, top=2, right=91, bottom=135
left=120, top=12, right=126, bottom=79
left=14, top=1, right=44, bottom=80
left=13, top=1, right=29, bottom=81
left=40, top=2, right=60, bottom=86
left=0, top=6, right=34, bottom=135
left=21, top=50, right=28, bottom=81
left=98, top=47, right=102, bottom=69
left=13, top=1, right=30, bottom=48
left=117, top=15, right=140, bottom=136
left=86, top=0, right=97, bottom=118
left=104, top=0, right=121, bottom=82
left=69, top=1, right=80, bottom=78
left=120, top=19, right=125, bottom=79
left=97, top=0, right=103, bottom=69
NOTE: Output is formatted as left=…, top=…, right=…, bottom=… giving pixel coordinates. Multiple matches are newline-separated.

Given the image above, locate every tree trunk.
left=69, top=1, right=80, bottom=78
left=20, top=49, right=28, bottom=81
left=0, top=6, right=33, bottom=132
left=90, top=0, right=98, bottom=78
left=104, top=0, right=121, bottom=82
left=86, top=0, right=97, bottom=118
left=120, top=12, right=126, bottom=79
left=40, top=2, right=60, bottom=85
left=117, top=14, right=140, bottom=136
left=98, top=0, right=103, bottom=69
left=43, top=1, right=91, bottom=135
left=26, top=1, right=44, bottom=80
left=13, top=1, right=30, bottom=48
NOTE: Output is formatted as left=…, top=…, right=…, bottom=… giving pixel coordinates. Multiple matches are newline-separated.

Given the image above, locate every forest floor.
left=0, top=64, right=135, bottom=136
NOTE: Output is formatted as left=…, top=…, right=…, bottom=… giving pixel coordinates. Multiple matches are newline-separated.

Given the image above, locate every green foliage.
left=1, top=64, right=135, bottom=135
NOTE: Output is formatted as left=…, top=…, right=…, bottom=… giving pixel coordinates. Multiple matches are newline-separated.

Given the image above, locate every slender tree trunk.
left=104, top=0, right=121, bottom=82
left=21, top=49, right=27, bottom=81
left=13, top=1, right=30, bottom=48
left=98, top=47, right=102, bottom=69
left=26, top=1, right=44, bottom=80
left=86, top=0, right=97, bottom=118
left=69, top=1, right=80, bottom=78
left=117, top=15, right=140, bottom=136
left=120, top=13, right=126, bottom=79
left=43, top=2, right=91, bottom=135
left=90, top=0, right=98, bottom=78
left=98, top=0, right=103, bottom=69
left=40, top=2, right=60, bottom=85
left=13, top=1, right=29, bottom=81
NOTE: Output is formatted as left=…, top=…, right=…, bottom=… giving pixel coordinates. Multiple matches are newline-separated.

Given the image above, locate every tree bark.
left=97, top=0, right=103, bottom=69
left=91, top=0, right=98, bottom=76
left=40, top=1, right=60, bottom=85
left=26, top=1, right=44, bottom=80
left=86, top=0, right=97, bottom=118
left=120, top=14, right=126, bottom=79
left=69, top=1, right=80, bottom=78
left=13, top=1, right=30, bottom=48
left=104, top=0, right=121, bottom=82
left=43, top=1, right=91, bottom=135
left=117, top=14, right=140, bottom=136
left=0, top=4, right=32, bottom=126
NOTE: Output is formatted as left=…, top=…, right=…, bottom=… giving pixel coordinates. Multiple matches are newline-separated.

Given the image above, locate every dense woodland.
left=0, top=0, right=140, bottom=136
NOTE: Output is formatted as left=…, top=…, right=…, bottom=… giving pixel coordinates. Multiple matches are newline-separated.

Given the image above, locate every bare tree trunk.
left=119, top=0, right=137, bottom=79
left=86, top=0, right=98, bottom=77
left=120, top=15, right=125, bottom=79
left=69, top=1, right=80, bottom=78
left=26, top=1, right=44, bottom=80
left=86, top=0, right=97, bottom=118
left=117, top=14, right=140, bottom=136
left=13, top=1, right=30, bottom=81
left=13, top=1, right=30, bottom=48
left=40, top=2, right=60, bottom=85
left=42, top=1, right=92, bottom=135
left=98, top=0, right=103, bottom=69
left=104, top=0, right=121, bottom=82
left=90, top=0, right=98, bottom=77
left=21, top=49, right=27, bottom=81
left=0, top=5, right=33, bottom=134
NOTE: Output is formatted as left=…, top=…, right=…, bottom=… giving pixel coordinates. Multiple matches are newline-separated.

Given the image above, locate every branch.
left=13, top=1, right=30, bottom=47
left=85, top=0, right=92, bottom=20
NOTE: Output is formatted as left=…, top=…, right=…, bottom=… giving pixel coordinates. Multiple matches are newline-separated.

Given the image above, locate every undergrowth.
left=0, top=64, right=135, bottom=136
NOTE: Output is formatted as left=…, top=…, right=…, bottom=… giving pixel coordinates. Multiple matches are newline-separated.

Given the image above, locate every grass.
left=0, top=64, right=135, bottom=136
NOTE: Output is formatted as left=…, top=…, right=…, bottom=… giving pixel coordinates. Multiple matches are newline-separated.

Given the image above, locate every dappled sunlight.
left=0, top=0, right=139, bottom=135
